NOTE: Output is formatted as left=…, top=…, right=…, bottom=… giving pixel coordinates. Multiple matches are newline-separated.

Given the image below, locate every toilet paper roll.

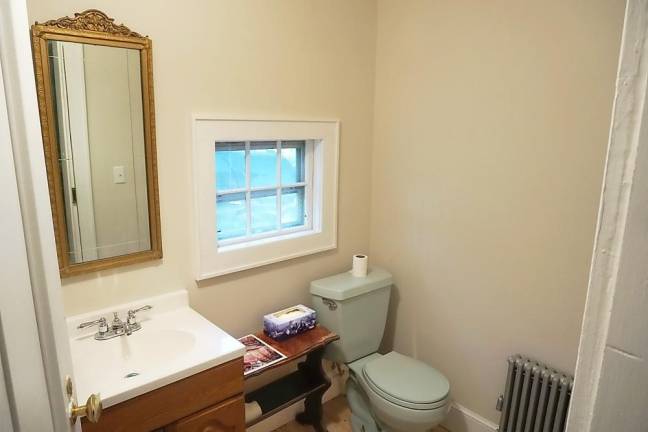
left=351, top=254, right=368, bottom=277
left=245, top=401, right=262, bottom=424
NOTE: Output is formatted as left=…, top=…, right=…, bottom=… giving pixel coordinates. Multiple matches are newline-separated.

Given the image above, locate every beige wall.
left=27, top=0, right=377, bottom=339
left=370, top=0, right=625, bottom=423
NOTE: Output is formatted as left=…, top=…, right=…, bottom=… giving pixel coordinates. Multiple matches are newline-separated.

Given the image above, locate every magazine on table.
left=239, top=334, right=287, bottom=375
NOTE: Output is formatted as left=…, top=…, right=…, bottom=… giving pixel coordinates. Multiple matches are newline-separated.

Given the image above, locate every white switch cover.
left=113, top=166, right=126, bottom=184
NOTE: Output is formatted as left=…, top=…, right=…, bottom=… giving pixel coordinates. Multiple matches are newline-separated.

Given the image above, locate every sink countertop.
left=66, top=291, right=245, bottom=408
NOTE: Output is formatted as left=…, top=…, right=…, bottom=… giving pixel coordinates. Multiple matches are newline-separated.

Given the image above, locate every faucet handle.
left=78, top=317, right=108, bottom=334
left=127, top=305, right=152, bottom=325
left=129, top=305, right=152, bottom=314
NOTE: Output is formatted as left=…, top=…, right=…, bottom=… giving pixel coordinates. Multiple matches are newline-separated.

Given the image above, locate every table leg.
left=295, top=347, right=330, bottom=432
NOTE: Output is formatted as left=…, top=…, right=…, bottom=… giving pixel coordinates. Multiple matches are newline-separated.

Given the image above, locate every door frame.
left=0, top=0, right=78, bottom=430
left=567, top=0, right=648, bottom=430
left=51, top=41, right=99, bottom=263
left=0, top=43, right=52, bottom=432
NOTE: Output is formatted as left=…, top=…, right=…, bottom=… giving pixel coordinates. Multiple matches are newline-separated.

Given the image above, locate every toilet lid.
left=363, top=351, right=449, bottom=410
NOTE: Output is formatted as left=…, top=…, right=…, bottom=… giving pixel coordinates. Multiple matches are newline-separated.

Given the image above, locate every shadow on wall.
left=191, top=248, right=342, bottom=338
left=380, top=283, right=401, bottom=354
left=443, top=409, right=472, bottom=432
left=194, top=248, right=338, bottom=290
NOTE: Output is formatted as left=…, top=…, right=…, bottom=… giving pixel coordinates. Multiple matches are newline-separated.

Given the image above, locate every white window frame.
left=215, top=140, right=314, bottom=247
left=193, top=117, right=339, bottom=280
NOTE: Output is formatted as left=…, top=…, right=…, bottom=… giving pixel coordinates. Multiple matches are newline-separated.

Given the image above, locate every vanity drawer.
left=166, top=395, right=244, bottom=432
left=82, top=357, right=243, bottom=432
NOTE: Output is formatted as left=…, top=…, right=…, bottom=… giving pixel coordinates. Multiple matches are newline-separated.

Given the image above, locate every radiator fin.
left=497, top=355, right=573, bottom=432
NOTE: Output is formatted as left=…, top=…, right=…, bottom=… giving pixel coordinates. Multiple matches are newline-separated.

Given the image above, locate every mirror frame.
left=31, top=9, right=162, bottom=277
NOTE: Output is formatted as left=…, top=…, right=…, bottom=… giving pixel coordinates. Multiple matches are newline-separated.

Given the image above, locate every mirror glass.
left=47, top=40, right=150, bottom=264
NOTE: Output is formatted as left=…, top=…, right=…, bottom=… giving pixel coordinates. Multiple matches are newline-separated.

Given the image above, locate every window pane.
left=215, top=142, right=246, bottom=191
left=281, top=141, right=305, bottom=184
left=216, top=192, right=247, bottom=241
left=250, top=142, right=277, bottom=188
left=281, top=186, right=305, bottom=229
left=251, top=190, right=278, bottom=234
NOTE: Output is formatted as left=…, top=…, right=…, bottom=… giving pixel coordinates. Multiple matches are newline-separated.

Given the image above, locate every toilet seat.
left=362, top=351, right=449, bottom=411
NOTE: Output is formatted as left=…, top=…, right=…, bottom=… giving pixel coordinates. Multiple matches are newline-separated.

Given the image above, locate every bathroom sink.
left=125, top=329, right=197, bottom=370
left=76, top=328, right=196, bottom=380
left=67, top=291, right=244, bottom=408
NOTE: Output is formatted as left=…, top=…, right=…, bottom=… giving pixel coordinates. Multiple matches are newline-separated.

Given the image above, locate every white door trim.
left=65, top=43, right=98, bottom=262
left=0, top=349, right=15, bottom=432
left=567, top=0, right=647, bottom=430
left=0, top=26, right=54, bottom=432
left=0, top=0, right=78, bottom=431
left=51, top=42, right=85, bottom=263
left=52, top=42, right=99, bottom=263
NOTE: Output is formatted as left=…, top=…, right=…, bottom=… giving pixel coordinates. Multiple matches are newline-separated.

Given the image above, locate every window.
left=193, top=118, right=339, bottom=279
left=215, top=140, right=313, bottom=244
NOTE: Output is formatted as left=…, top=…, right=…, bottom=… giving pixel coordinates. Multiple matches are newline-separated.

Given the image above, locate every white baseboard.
left=443, top=403, right=499, bottom=432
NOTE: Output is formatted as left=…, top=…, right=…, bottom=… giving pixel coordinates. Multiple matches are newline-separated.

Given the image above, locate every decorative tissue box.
left=263, top=305, right=317, bottom=340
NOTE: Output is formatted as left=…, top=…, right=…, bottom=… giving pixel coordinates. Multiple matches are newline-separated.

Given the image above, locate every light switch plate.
left=113, top=166, right=126, bottom=184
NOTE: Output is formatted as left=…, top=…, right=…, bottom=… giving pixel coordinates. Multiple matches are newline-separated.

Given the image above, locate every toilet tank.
left=310, top=267, right=392, bottom=364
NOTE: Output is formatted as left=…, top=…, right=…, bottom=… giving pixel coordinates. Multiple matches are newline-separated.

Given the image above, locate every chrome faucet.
left=111, top=312, right=130, bottom=336
left=77, top=305, right=152, bottom=341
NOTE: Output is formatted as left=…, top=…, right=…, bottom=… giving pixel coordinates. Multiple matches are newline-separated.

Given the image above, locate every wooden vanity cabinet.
left=81, top=357, right=244, bottom=432
left=166, top=395, right=244, bottom=432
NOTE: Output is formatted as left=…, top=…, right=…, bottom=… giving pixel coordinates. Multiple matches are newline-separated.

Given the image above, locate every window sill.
left=198, top=241, right=336, bottom=280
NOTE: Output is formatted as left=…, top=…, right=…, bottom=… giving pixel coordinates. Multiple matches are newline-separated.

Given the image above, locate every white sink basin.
left=124, top=329, right=196, bottom=370
left=67, top=291, right=244, bottom=408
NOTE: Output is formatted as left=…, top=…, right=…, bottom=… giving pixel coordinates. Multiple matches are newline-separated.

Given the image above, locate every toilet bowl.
left=347, top=352, right=449, bottom=432
left=310, top=267, right=451, bottom=432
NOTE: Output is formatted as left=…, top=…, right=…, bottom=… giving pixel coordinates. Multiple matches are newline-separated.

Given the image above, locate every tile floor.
left=272, top=396, right=447, bottom=432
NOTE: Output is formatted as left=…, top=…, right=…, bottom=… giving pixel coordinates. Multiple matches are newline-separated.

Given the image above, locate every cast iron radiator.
left=496, top=355, right=574, bottom=432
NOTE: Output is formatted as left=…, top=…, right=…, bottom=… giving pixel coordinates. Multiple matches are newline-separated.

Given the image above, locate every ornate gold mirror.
left=31, top=10, right=162, bottom=277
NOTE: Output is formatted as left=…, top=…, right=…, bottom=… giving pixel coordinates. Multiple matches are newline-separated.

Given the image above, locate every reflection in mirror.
left=47, top=40, right=150, bottom=264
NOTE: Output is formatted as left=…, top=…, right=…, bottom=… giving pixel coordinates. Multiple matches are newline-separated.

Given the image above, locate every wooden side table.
left=244, top=326, right=339, bottom=432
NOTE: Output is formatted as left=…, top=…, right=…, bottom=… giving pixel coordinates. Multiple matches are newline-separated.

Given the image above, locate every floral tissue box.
left=263, top=304, right=317, bottom=340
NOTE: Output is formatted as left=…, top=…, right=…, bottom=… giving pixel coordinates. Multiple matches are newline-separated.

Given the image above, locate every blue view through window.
left=216, top=192, right=246, bottom=240
left=250, top=142, right=277, bottom=188
left=215, top=140, right=307, bottom=243
left=281, top=186, right=305, bottom=228
left=215, top=142, right=245, bottom=191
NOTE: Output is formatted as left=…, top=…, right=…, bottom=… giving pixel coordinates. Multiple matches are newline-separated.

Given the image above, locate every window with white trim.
left=193, top=119, right=338, bottom=280
left=215, top=140, right=314, bottom=245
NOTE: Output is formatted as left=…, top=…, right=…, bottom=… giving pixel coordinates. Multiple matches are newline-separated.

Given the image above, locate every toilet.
left=310, top=267, right=450, bottom=432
